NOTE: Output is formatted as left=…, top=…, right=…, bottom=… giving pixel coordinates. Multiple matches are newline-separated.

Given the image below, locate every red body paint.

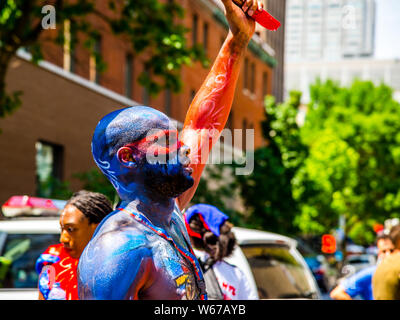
left=127, top=129, right=182, bottom=157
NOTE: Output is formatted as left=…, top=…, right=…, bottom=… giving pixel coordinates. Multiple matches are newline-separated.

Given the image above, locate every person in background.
left=184, top=203, right=258, bottom=300
left=330, top=233, right=394, bottom=300
left=36, top=190, right=113, bottom=300
left=373, top=225, right=400, bottom=300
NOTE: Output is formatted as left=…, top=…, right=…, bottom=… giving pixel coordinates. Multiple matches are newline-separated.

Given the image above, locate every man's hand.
left=221, top=0, right=263, bottom=45
left=177, top=0, right=264, bottom=210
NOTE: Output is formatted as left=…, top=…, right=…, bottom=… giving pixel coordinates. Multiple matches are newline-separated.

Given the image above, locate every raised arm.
left=177, top=0, right=262, bottom=210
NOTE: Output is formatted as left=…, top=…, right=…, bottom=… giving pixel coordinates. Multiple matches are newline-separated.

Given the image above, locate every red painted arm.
left=176, top=32, right=248, bottom=211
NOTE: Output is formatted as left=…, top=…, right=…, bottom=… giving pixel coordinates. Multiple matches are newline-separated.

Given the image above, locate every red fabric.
left=40, top=244, right=79, bottom=300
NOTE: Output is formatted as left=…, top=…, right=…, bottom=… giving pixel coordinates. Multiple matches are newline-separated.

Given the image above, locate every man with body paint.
left=78, top=0, right=266, bottom=300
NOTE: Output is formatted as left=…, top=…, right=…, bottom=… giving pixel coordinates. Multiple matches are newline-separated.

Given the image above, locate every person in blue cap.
left=184, top=203, right=258, bottom=300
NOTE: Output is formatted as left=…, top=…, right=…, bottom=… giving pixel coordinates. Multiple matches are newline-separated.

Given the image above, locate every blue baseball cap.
left=184, top=204, right=229, bottom=238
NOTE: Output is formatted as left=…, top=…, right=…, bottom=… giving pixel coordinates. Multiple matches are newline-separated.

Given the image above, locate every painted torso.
left=77, top=205, right=206, bottom=300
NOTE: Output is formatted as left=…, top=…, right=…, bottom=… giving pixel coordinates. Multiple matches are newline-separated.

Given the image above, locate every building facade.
left=284, top=0, right=383, bottom=102
left=285, top=58, right=400, bottom=103
left=285, top=0, right=375, bottom=62
left=0, top=0, right=284, bottom=205
left=263, top=0, right=287, bottom=103
left=39, top=0, right=280, bottom=149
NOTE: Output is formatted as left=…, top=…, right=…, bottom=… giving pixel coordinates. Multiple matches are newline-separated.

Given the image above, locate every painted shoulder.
left=82, top=210, right=153, bottom=263
left=78, top=211, right=154, bottom=299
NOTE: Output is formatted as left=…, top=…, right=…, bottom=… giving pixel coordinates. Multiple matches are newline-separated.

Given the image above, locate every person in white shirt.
left=184, top=204, right=258, bottom=300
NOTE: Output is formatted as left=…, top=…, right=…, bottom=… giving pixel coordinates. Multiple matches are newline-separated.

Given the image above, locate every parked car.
left=0, top=218, right=321, bottom=300
left=295, top=238, right=336, bottom=293
left=339, top=254, right=376, bottom=279
left=228, top=227, right=322, bottom=299
left=0, top=196, right=65, bottom=300
left=0, top=217, right=60, bottom=299
left=0, top=196, right=321, bottom=300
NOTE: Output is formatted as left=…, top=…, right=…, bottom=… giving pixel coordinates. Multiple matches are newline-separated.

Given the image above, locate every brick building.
left=40, top=0, right=281, bottom=147
left=0, top=0, right=285, bottom=205
left=262, top=0, right=287, bottom=103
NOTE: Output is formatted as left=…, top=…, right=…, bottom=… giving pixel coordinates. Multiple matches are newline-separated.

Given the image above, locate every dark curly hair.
left=188, top=214, right=237, bottom=263
left=66, top=190, right=112, bottom=224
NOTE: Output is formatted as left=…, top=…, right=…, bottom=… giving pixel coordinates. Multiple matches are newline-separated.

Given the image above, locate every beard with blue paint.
left=91, top=106, right=194, bottom=203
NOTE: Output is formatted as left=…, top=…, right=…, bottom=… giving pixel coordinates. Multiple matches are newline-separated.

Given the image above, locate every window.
left=35, top=141, right=64, bottom=198
left=242, top=118, right=248, bottom=150
left=125, top=54, right=134, bottom=98
left=263, top=72, right=268, bottom=98
left=250, top=62, right=256, bottom=94
left=89, top=36, right=102, bottom=84
left=94, top=36, right=102, bottom=84
left=63, top=19, right=76, bottom=73
left=190, top=89, right=196, bottom=104
left=142, top=69, right=150, bottom=105
left=203, top=22, right=209, bottom=55
left=70, top=46, right=77, bottom=74
left=226, top=111, right=233, bottom=130
left=243, top=58, right=249, bottom=90
left=192, top=14, right=198, bottom=45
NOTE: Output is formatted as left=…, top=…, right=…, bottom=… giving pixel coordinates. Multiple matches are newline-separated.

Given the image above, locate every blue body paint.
left=78, top=107, right=206, bottom=300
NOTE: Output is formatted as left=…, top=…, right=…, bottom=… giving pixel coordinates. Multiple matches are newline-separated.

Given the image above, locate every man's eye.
left=67, top=227, right=75, bottom=232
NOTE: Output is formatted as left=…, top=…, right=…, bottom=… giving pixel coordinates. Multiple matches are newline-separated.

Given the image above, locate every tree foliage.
left=233, top=78, right=400, bottom=245
left=190, top=164, right=244, bottom=226
left=294, top=79, right=400, bottom=244
left=0, top=0, right=207, bottom=121
left=233, top=92, right=307, bottom=235
left=73, top=168, right=120, bottom=206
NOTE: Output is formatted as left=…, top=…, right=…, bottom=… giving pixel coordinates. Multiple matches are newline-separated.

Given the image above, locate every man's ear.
left=117, top=147, right=137, bottom=168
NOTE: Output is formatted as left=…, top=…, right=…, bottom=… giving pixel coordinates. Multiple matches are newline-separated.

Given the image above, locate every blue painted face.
left=91, top=106, right=194, bottom=199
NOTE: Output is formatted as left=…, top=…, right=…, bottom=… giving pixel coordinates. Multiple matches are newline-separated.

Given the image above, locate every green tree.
left=233, top=92, right=307, bottom=235
left=0, top=0, right=207, bottom=121
left=73, top=167, right=119, bottom=206
left=294, top=79, right=400, bottom=244
left=37, top=175, right=73, bottom=200
left=190, top=164, right=244, bottom=226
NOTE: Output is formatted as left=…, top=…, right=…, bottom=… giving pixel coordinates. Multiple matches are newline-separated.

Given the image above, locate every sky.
left=374, top=0, right=400, bottom=59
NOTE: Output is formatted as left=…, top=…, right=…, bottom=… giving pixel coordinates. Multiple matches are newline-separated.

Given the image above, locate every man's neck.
left=119, top=189, right=175, bottom=228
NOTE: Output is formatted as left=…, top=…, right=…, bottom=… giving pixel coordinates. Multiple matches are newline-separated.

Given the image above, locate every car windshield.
left=296, top=239, right=317, bottom=258
left=241, top=244, right=317, bottom=299
left=0, top=232, right=59, bottom=288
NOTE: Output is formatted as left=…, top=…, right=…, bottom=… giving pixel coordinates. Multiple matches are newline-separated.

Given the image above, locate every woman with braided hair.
left=36, top=190, right=113, bottom=300
left=184, top=204, right=258, bottom=300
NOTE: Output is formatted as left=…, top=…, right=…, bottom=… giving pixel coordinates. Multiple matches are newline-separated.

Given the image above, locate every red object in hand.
left=251, top=9, right=281, bottom=31
left=231, top=0, right=281, bottom=31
